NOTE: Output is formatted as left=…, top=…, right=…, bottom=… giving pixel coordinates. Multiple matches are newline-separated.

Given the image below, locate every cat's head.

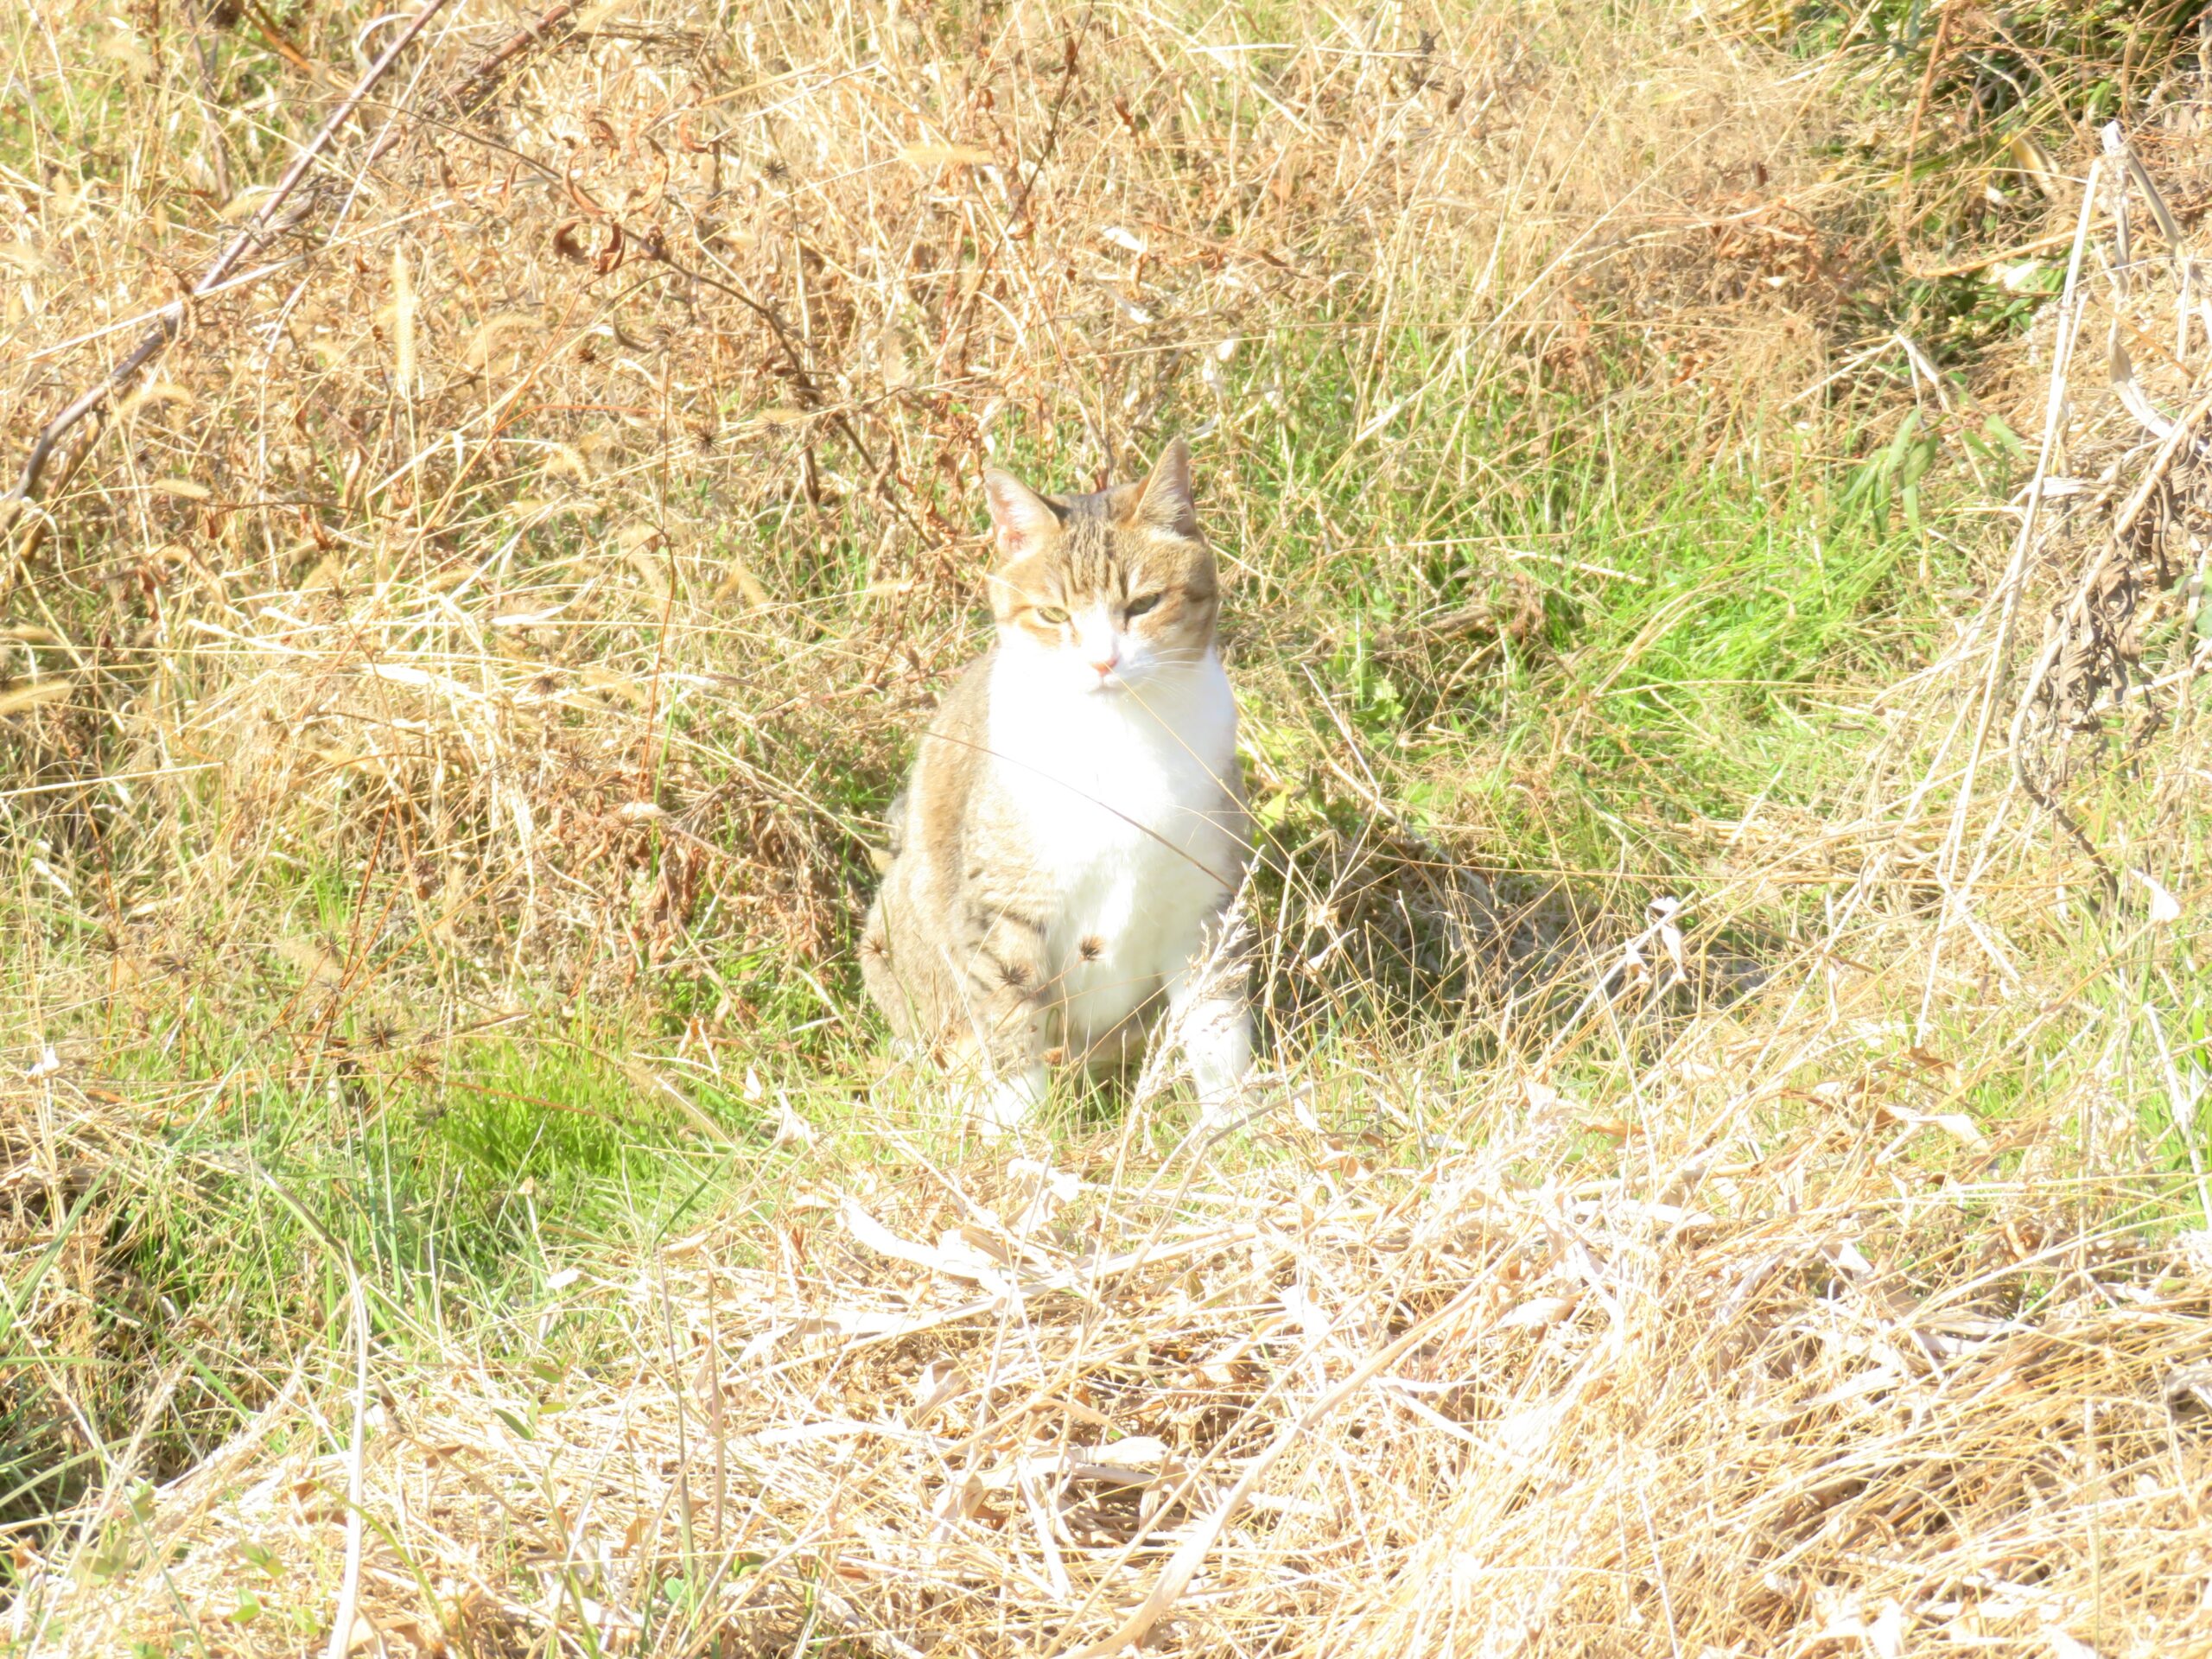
left=980, top=438, right=1221, bottom=698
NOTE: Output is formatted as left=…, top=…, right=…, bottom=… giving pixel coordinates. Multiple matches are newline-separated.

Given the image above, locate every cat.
left=861, top=437, right=1253, bottom=1135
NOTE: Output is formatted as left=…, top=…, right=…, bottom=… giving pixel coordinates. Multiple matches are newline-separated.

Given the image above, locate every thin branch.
left=1, top=0, right=590, bottom=541
left=1, top=0, right=461, bottom=536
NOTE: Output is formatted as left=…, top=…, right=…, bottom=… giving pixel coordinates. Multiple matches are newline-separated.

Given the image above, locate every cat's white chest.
left=987, top=653, right=1241, bottom=1043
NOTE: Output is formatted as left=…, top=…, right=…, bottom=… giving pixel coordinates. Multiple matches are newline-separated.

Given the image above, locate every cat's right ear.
left=982, top=468, right=1063, bottom=562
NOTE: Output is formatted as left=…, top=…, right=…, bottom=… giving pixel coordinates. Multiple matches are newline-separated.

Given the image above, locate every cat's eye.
left=1124, top=593, right=1164, bottom=619
left=1034, top=605, right=1071, bottom=626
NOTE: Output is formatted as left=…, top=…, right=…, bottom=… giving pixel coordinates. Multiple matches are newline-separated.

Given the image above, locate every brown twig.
left=1906, top=215, right=2123, bottom=280
left=241, top=0, right=340, bottom=87
left=185, top=2, right=234, bottom=202
left=1894, top=0, right=1961, bottom=276
left=0, top=0, right=462, bottom=539
left=441, top=0, right=587, bottom=122
left=0, top=0, right=593, bottom=546
left=2005, top=383, right=2212, bottom=893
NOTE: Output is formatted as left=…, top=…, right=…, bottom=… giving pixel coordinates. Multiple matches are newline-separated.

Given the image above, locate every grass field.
left=3, top=1, right=2210, bottom=1654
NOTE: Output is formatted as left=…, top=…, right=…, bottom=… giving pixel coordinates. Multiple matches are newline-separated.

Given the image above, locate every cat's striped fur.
left=861, top=440, right=1252, bottom=1133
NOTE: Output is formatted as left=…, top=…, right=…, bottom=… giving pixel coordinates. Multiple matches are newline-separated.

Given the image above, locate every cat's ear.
left=1132, top=436, right=1200, bottom=539
left=982, top=467, right=1064, bottom=561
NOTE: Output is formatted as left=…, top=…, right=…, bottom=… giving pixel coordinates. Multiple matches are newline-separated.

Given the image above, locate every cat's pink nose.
left=1089, top=652, right=1118, bottom=679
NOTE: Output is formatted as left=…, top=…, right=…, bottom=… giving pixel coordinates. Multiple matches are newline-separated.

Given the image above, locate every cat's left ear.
left=982, top=467, right=1065, bottom=561
left=1131, top=436, right=1200, bottom=539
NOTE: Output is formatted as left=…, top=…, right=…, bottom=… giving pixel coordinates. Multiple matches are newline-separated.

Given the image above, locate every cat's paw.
left=1181, top=1001, right=1252, bottom=1105
left=1193, top=1074, right=1256, bottom=1133
left=966, top=1065, right=1047, bottom=1140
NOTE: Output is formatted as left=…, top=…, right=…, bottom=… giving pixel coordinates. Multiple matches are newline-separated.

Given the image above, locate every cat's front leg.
left=975, top=1058, right=1049, bottom=1137
left=953, top=896, right=1054, bottom=1138
left=1173, top=989, right=1252, bottom=1122
left=1161, top=918, right=1254, bottom=1123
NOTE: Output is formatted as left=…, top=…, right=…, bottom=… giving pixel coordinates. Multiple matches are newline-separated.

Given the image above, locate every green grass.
left=1212, top=332, right=1961, bottom=905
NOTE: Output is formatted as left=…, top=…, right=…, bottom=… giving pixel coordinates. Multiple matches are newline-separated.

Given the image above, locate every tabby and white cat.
left=861, top=438, right=1252, bottom=1134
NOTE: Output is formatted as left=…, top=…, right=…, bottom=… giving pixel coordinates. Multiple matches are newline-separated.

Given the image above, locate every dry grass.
left=21, top=1115, right=2212, bottom=1658
left=0, top=0, right=1847, bottom=1006
left=3, top=0, right=2211, bottom=1655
